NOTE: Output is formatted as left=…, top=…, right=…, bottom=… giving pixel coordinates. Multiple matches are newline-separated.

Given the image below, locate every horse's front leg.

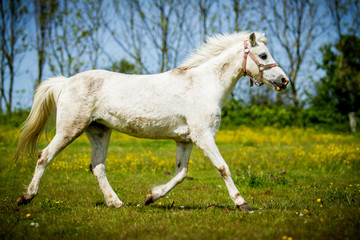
left=193, top=131, right=252, bottom=211
left=86, top=124, right=124, bottom=208
left=145, top=142, right=193, bottom=205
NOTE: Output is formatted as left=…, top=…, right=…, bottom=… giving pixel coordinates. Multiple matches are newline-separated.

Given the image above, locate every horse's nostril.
left=281, top=77, right=289, bottom=85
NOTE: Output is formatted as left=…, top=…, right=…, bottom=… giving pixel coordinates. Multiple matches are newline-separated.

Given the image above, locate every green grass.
left=0, top=126, right=359, bottom=239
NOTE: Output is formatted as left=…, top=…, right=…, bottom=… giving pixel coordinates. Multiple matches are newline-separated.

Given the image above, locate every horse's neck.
left=194, top=47, right=244, bottom=107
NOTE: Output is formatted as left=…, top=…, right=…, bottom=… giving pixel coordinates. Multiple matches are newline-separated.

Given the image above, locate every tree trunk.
left=0, top=53, right=4, bottom=115
left=6, top=63, right=14, bottom=113
left=349, top=112, right=356, bottom=133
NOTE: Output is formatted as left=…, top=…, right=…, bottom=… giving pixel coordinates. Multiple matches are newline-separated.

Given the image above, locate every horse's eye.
left=259, top=53, right=267, bottom=60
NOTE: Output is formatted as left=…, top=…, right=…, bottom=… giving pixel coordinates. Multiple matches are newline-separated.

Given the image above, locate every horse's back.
left=59, top=69, right=192, bottom=141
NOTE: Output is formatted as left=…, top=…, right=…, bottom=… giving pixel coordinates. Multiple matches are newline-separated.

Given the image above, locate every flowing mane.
left=179, top=31, right=267, bottom=69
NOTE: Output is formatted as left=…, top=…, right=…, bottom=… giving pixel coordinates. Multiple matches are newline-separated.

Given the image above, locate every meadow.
left=0, top=125, right=359, bottom=239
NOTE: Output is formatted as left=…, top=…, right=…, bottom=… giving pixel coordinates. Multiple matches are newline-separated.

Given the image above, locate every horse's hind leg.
left=17, top=131, right=84, bottom=205
left=145, top=142, right=193, bottom=205
left=86, top=123, right=124, bottom=208
left=17, top=105, right=91, bottom=206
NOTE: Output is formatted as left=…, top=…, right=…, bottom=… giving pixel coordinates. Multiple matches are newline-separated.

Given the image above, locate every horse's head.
left=243, top=32, right=289, bottom=91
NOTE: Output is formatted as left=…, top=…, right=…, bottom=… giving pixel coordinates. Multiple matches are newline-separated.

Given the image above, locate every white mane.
left=179, top=31, right=267, bottom=69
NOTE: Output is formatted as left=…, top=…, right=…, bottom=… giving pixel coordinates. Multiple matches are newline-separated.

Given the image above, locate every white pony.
left=15, top=32, right=289, bottom=210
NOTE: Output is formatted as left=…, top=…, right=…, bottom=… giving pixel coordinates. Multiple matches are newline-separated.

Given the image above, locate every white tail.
left=14, top=77, right=66, bottom=161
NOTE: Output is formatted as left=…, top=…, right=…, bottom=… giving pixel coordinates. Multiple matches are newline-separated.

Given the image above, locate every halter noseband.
left=243, top=41, right=279, bottom=87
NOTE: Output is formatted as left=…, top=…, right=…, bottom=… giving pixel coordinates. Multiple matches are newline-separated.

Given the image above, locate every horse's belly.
left=98, top=115, right=191, bottom=142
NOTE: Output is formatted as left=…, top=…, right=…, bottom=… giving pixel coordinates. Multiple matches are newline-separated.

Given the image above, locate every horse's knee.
left=217, top=165, right=230, bottom=179
left=91, top=164, right=106, bottom=178
left=36, top=149, right=49, bottom=166
left=89, top=163, right=104, bottom=176
left=175, top=168, right=188, bottom=184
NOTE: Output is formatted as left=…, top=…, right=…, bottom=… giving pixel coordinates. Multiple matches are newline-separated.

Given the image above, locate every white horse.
left=15, top=32, right=289, bottom=210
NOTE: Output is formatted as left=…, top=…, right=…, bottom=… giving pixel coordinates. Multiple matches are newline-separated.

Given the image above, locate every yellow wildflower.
left=317, top=198, right=321, bottom=203
left=26, top=213, right=31, bottom=217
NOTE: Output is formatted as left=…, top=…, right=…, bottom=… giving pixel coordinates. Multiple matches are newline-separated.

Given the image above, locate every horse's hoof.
left=144, top=193, right=154, bottom=205
left=236, top=203, right=253, bottom=211
left=110, top=202, right=125, bottom=208
left=17, top=195, right=33, bottom=206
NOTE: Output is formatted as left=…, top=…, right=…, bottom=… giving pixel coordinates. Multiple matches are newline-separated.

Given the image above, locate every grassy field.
left=0, top=125, right=359, bottom=239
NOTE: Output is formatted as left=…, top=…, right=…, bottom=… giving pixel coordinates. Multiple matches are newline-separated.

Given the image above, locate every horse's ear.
left=249, top=32, right=256, bottom=47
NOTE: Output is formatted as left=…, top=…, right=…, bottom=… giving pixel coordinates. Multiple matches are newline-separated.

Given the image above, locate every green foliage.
left=221, top=99, right=298, bottom=128
left=311, top=34, right=360, bottom=119
left=301, top=107, right=358, bottom=132
left=107, top=59, right=137, bottom=74
left=221, top=97, right=358, bottom=131
left=0, top=109, right=29, bottom=127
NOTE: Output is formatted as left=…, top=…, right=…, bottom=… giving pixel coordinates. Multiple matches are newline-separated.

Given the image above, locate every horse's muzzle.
left=274, top=76, right=289, bottom=91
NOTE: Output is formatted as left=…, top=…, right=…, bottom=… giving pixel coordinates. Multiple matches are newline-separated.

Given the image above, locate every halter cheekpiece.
left=242, top=41, right=279, bottom=87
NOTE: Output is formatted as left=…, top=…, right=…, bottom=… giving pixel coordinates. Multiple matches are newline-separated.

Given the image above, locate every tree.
left=105, top=0, right=191, bottom=73
left=228, top=0, right=252, bottom=32
left=326, top=0, right=360, bottom=38
left=312, top=35, right=360, bottom=132
left=260, top=0, right=325, bottom=108
left=134, top=0, right=191, bottom=72
left=103, top=0, right=148, bottom=73
left=0, top=0, right=28, bottom=113
left=198, top=0, right=216, bottom=42
left=80, top=0, right=105, bottom=70
left=324, top=0, right=360, bottom=132
left=33, top=0, right=58, bottom=88
left=47, top=0, right=98, bottom=76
